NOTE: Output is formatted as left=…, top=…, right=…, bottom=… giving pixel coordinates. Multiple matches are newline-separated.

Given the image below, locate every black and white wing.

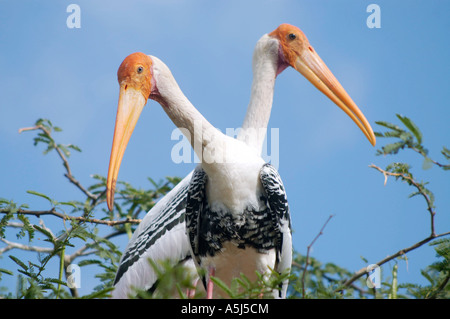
left=112, top=170, right=194, bottom=298
left=184, top=166, right=208, bottom=269
left=259, top=163, right=292, bottom=298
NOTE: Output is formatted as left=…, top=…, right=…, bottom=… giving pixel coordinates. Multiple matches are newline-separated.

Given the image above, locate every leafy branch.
left=375, top=114, right=450, bottom=170
left=369, top=164, right=436, bottom=235
left=0, top=119, right=181, bottom=298
left=19, top=119, right=96, bottom=200
left=1, top=207, right=141, bottom=227
left=341, top=115, right=449, bottom=294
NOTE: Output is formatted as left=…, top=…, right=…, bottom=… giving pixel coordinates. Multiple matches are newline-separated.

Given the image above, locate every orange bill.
left=294, top=46, right=376, bottom=146
left=106, top=85, right=147, bottom=211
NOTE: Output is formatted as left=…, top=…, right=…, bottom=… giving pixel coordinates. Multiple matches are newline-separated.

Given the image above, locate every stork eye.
left=288, top=33, right=296, bottom=40
left=137, top=66, right=144, bottom=74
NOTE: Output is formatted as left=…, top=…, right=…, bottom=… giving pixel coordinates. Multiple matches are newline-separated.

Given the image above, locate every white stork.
left=106, top=24, right=376, bottom=299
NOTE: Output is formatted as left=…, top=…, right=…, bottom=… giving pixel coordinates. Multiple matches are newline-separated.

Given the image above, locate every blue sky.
left=1, top=1, right=449, bottom=297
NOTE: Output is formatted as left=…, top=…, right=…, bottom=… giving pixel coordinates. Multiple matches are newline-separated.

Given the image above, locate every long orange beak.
left=294, top=47, right=376, bottom=146
left=106, top=85, right=147, bottom=211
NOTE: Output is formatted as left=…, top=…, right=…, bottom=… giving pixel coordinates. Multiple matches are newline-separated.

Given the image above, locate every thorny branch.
left=19, top=125, right=97, bottom=201
left=341, top=231, right=450, bottom=289
left=4, top=123, right=143, bottom=297
left=301, top=214, right=334, bottom=298
left=410, top=146, right=450, bottom=170
left=0, top=238, right=53, bottom=255
left=369, top=164, right=436, bottom=236
left=0, top=208, right=141, bottom=227
left=340, top=164, right=450, bottom=291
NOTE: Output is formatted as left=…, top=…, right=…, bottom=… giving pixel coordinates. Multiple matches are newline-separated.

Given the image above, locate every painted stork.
left=107, top=24, right=376, bottom=298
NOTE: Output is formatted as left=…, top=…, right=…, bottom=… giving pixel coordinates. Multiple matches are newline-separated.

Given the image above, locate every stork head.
left=268, top=23, right=376, bottom=147
left=106, top=52, right=155, bottom=211
left=117, top=52, right=153, bottom=100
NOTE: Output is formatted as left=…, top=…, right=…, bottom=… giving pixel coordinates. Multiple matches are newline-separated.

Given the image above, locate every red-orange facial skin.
left=269, top=23, right=313, bottom=72
left=117, top=52, right=153, bottom=99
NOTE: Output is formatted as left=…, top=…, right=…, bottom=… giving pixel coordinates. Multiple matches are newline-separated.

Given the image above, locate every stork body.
left=111, top=52, right=291, bottom=298
left=186, top=161, right=291, bottom=298
left=107, top=24, right=376, bottom=299
left=111, top=30, right=283, bottom=299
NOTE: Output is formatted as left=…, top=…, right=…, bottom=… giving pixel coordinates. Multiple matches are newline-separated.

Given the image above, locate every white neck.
left=237, top=34, right=279, bottom=154
left=150, top=35, right=280, bottom=168
left=150, top=56, right=219, bottom=160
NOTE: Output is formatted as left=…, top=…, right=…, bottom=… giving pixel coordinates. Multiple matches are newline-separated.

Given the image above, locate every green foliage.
left=0, top=199, right=30, bottom=239
left=114, top=176, right=181, bottom=224
left=30, top=119, right=80, bottom=157
left=383, top=162, right=435, bottom=209
left=0, top=119, right=181, bottom=298
left=376, top=114, right=425, bottom=156
left=0, top=116, right=448, bottom=299
left=133, top=259, right=201, bottom=299
left=289, top=253, right=360, bottom=299
left=398, top=239, right=449, bottom=299
left=209, top=268, right=291, bottom=299
left=376, top=114, right=450, bottom=171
